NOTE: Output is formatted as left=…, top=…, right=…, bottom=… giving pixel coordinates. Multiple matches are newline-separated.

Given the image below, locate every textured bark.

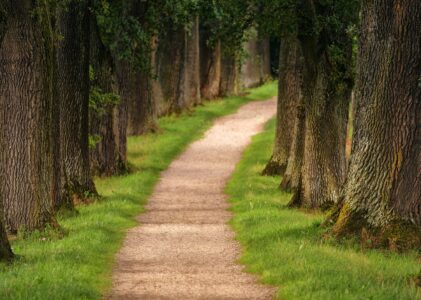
left=200, top=27, right=221, bottom=100
left=0, top=1, right=58, bottom=232
left=333, top=1, right=421, bottom=245
left=219, top=54, right=238, bottom=97
left=57, top=0, right=96, bottom=206
left=89, top=18, right=126, bottom=176
left=263, top=39, right=302, bottom=176
left=298, top=58, right=350, bottom=209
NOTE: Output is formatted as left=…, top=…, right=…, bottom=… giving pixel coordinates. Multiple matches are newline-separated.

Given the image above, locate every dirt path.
left=108, top=98, right=277, bottom=299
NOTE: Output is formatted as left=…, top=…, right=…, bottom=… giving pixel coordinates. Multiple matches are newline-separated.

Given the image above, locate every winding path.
left=109, top=97, right=277, bottom=299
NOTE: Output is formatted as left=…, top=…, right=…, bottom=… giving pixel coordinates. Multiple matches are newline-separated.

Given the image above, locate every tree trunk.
left=263, top=39, right=302, bottom=176
left=241, top=37, right=262, bottom=89
left=0, top=0, right=59, bottom=232
left=89, top=17, right=127, bottom=176
left=219, top=54, right=238, bottom=97
left=155, top=27, right=187, bottom=115
left=57, top=0, right=96, bottom=206
left=297, top=58, right=350, bottom=209
left=200, top=27, right=221, bottom=100
left=333, top=0, right=421, bottom=249
left=258, top=38, right=271, bottom=82
left=185, top=16, right=201, bottom=106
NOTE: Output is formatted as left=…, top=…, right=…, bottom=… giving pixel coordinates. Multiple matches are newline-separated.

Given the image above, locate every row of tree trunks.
left=263, top=38, right=302, bottom=176
left=57, top=0, right=97, bottom=207
left=332, top=0, right=421, bottom=248
left=89, top=19, right=127, bottom=176
left=0, top=0, right=58, bottom=233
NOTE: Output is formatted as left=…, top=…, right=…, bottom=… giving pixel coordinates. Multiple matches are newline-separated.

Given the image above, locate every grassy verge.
left=0, top=82, right=277, bottom=300
left=226, top=118, right=420, bottom=300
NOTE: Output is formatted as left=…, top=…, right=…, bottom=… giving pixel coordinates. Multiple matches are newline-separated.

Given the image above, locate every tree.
left=262, top=38, right=302, bottom=176
left=0, top=0, right=59, bottom=232
left=57, top=0, right=97, bottom=206
left=332, top=0, right=421, bottom=249
left=89, top=18, right=127, bottom=176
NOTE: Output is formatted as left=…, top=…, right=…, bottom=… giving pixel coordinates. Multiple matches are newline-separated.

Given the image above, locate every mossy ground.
left=0, top=82, right=277, bottom=300
left=226, top=118, right=421, bottom=300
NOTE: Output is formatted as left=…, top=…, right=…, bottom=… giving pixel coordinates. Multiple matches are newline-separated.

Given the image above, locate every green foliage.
left=0, top=82, right=277, bottom=300
left=226, top=118, right=420, bottom=300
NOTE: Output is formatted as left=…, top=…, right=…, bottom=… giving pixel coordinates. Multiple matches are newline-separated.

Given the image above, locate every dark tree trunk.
left=258, top=38, right=271, bottom=82
left=0, top=1, right=59, bottom=232
left=89, top=18, right=126, bottom=176
left=263, top=39, right=302, bottom=176
left=184, top=16, right=201, bottom=107
left=200, top=27, right=221, bottom=100
left=126, top=2, right=158, bottom=135
left=0, top=211, right=12, bottom=261
left=57, top=0, right=96, bottom=206
left=333, top=0, right=421, bottom=249
left=219, top=54, right=238, bottom=97
left=298, top=58, right=350, bottom=209
left=154, top=27, right=187, bottom=115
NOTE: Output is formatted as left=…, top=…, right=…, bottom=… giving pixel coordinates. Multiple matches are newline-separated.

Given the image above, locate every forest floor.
left=108, top=96, right=277, bottom=299
left=227, top=118, right=421, bottom=300
left=0, top=82, right=278, bottom=299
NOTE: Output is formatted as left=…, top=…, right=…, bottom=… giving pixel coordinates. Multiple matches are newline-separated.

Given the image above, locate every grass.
left=226, top=118, right=421, bottom=300
left=0, top=82, right=278, bottom=300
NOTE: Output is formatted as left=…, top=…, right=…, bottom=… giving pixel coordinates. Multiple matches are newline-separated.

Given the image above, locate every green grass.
left=0, top=82, right=278, bottom=300
left=226, top=118, right=421, bottom=300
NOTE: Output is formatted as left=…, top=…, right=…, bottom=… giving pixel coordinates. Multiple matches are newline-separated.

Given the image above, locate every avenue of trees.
left=0, top=0, right=271, bottom=260
left=0, top=0, right=420, bottom=283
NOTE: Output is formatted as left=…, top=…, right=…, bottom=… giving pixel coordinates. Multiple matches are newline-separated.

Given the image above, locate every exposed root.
left=280, top=174, right=292, bottom=192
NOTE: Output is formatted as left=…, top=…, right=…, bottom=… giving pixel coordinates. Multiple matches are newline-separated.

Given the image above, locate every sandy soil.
left=108, top=98, right=277, bottom=299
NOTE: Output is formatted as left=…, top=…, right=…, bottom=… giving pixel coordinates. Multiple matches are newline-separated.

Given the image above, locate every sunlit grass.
left=227, top=118, right=421, bottom=300
left=0, top=82, right=278, bottom=300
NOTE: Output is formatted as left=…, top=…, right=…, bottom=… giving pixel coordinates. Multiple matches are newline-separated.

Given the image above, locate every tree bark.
left=258, top=38, right=271, bottom=82
left=333, top=0, right=421, bottom=249
left=241, top=37, right=262, bottom=89
left=0, top=0, right=59, bottom=232
left=185, top=16, right=201, bottom=106
left=89, top=17, right=127, bottom=176
left=219, top=54, right=238, bottom=97
left=57, top=0, right=96, bottom=206
left=200, top=27, right=221, bottom=100
left=154, top=27, right=187, bottom=115
left=263, top=39, right=302, bottom=176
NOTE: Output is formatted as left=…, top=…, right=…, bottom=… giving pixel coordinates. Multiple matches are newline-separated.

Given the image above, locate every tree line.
left=0, top=0, right=272, bottom=260
left=0, top=0, right=420, bottom=280
left=260, top=0, right=421, bottom=253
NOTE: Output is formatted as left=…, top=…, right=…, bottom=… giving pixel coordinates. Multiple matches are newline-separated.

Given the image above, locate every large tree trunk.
left=219, top=54, right=238, bottom=97
left=263, top=39, right=302, bottom=176
left=57, top=0, right=96, bottom=206
left=0, top=1, right=59, bottom=232
left=333, top=0, right=421, bottom=249
left=297, top=59, right=350, bottom=209
left=89, top=18, right=127, bottom=176
left=200, top=27, right=221, bottom=100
